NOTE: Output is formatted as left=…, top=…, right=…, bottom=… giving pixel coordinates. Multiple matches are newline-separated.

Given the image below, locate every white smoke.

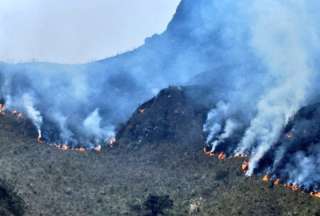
left=203, top=101, right=230, bottom=146
left=285, top=149, right=320, bottom=188
left=83, top=108, right=114, bottom=142
left=210, top=119, right=239, bottom=152
left=51, top=112, right=74, bottom=143
left=235, top=0, right=319, bottom=175
left=21, top=93, right=43, bottom=138
left=0, top=0, right=320, bottom=186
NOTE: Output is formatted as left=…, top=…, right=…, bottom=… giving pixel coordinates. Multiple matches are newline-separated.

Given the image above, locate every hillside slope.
left=0, top=88, right=319, bottom=216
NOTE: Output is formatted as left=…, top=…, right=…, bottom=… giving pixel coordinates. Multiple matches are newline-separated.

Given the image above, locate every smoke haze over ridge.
left=1, top=0, right=320, bottom=189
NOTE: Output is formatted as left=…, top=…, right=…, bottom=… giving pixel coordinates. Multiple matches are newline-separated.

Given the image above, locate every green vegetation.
left=0, top=115, right=319, bottom=215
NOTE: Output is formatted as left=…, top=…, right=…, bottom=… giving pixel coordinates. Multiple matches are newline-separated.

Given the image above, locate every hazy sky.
left=0, top=0, right=180, bottom=63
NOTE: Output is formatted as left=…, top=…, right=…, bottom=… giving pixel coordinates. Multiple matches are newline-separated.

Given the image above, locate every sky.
left=0, top=0, right=181, bottom=64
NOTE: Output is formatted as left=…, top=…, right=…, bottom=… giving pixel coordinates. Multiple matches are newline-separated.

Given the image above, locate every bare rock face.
left=116, top=86, right=209, bottom=151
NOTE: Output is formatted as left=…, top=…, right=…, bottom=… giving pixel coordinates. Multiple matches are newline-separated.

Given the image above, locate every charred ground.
left=0, top=87, right=319, bottom=215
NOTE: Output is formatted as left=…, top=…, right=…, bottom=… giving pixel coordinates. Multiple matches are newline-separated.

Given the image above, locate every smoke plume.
left=0, top=0, right=320, bottom=188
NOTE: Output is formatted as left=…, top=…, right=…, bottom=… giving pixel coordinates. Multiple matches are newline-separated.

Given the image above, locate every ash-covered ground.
left=0, top=87, right=320, bottom=216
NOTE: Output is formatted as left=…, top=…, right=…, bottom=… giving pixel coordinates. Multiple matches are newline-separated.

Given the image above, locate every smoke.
left=235, top=0, right=318, bottom=175
left=288, top=147, right=320, bottom=189
left=194, top=0, right=320, bottom=187
left=21, top=93, right=43, bottom=138
left=83, top=108, right=115, bottom=143
left=203, top=100, right=242, bottom=153
left=203, top=101, right=230, bottom=145
left=0, top=0, right=320, bottom=187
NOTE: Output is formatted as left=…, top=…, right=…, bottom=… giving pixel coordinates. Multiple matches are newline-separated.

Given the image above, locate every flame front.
left=218, top=152, right=226, bottom=160
left=310, top=192, right=320, bottom=198
left=273, top=178, right=280, bottom=186
left=241, top=160, right=249, bottom=173
left=0, top=104, right=5, bottom=114
left=262, top=175, right=270, bottom=182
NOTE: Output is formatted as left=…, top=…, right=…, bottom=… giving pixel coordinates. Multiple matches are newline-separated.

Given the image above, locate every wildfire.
left=75, top=147, right=85, bottom=153
left=286, top=132, right=293, bottom=139
left=60, top=144, right=69, bottom=151
left=241, top=160, right=249, bottom=173
left=284, top=183, right=300, bottom=192
left=310, top=192, right=320, bottom=198
left=139, top=108, right=145, bottom=114
left=37, top=136, right=104, bottom=154
left=0, top=101, right=105, bottom=155
left=53, top=144, right=69, bottom=151
left=37, top=136, right=44, bottom=144
left=0, top=104, right=24, bottom=119
left=0, top=103, right=5, bottom=113
left=52, top=143, right=104, bottom=154
left=262, top=175, right=270, bottom=182
left=202, top=146, right=320, bottom=200
left=261, top=176, right=281, bottom=186
left=12, top=110, right=23, bottom=119
left=261, top=177, right=320, bottom=199
left=107, top=136, right=117, bottom=147
left=218, top=152, right=226, bottom=160
left=203, top=148, right=226, bottom=160
left=203, top=148, right=215, bottom=157
left=273, top=178, right=280, bottom=186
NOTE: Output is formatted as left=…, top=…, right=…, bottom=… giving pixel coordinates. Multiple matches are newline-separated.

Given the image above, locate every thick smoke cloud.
left=1, top=0, right=320, bottom=188
left=193, top=0, right=320, bottom=187
left=235, top=0, right=319, bottom=175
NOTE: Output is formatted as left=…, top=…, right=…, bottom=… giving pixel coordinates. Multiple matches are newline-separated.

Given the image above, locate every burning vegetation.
left=203, top=147, right=226, bottom=161
left=204, top=150, right=320, bottom=199
left=0, top=101, right=113, bottom=153
left=202, top=99, right=320, bottom=198
left=2, top=84, right=320, bottom=203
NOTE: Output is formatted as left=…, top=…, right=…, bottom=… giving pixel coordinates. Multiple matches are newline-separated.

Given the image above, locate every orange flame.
left=37, top=134, right=44, bottom=144
left=0, top=104, right=5, bottom=112
left=310, top=192, right=320, bottom=198
left=284, top=183, right=300, bottom=192
left=139, top=108, right=145, bottom=114
left=0, top=104, right=5, bottom=115
left=37, top=137, right=43, bottom=144
left=273, top=178, right=280, bottom=186
left=262, top=175, right=270, bottom=182
left=59, top=144, right=69, bottom=151
left=75, top=147, right=86, bottom=153
left=202, top=148, right=320, bottom=199
left=218, top=152, right=226, bottom=160
left=241, top=160, right=249, bottom=173
left=203, top=148, right=215, bottom=157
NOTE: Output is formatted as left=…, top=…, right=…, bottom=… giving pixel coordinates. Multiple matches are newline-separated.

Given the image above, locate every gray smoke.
left=236, top=0, right=319, bottom=175
left=198, top=0, right=320, bottom=185
left=1, top=0, right=320, bottom=187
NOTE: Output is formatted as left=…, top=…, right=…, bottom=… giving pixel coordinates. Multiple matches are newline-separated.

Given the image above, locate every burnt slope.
left=116, top=86, right=209, bottom=151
